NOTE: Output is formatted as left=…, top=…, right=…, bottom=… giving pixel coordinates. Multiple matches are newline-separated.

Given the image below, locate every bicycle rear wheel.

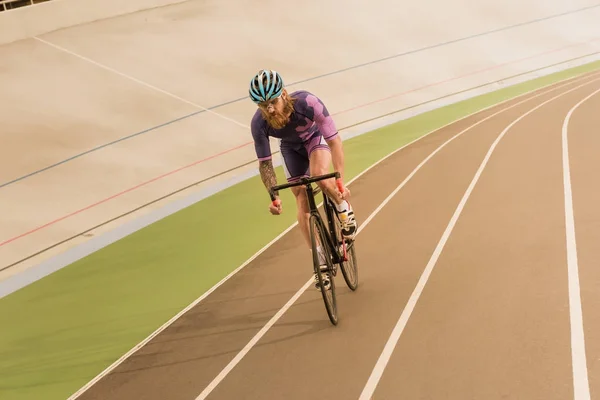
left=309, top=213, right=338, bottom=325
left=328, top=198, right=359, bottom=291
left=340, top=239, right=358, bottom=291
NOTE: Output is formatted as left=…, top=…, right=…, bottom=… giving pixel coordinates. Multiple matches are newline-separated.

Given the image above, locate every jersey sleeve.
left=250, top=113, right=272, bottom=161
left=304, top=93, right=339, bottom=140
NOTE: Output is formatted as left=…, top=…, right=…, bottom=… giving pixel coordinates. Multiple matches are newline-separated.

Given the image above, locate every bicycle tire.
left=340, top=239, right=358, bottom=291
left=327, top=198, right=359, bottom=291
left=309, top=213, right=338, bottom=325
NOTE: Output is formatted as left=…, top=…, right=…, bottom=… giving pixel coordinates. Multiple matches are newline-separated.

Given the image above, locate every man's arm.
left=250, top=115, right=278, bottom=197
left=259, top=158, right=279, bottom=197
left=304, top=93, right=345, bottom=181
left=325, top=134, right=345, bottom=183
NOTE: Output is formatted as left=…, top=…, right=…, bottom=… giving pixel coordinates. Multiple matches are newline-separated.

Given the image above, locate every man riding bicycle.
left=248, top=69, right=358, bottom=290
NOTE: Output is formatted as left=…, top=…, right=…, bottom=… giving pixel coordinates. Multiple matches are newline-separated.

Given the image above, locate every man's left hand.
left=336, top=178, right=350, bottom=200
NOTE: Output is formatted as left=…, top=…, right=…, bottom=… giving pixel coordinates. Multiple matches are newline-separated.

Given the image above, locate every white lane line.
left=194, top=74, right=600, bottom=400
left=561, top=87, right=600, bottom=400
left=33, top=36, right=250, bottom=130
left=358, top=76, right=600, bottom=400
left=67, top=70, right=599, bottom=400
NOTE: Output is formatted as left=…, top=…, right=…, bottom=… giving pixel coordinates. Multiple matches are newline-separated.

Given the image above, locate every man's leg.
left=293, top=185, right=330, bottom=290
left=281, top=140, right=331, bottom=290
left=291, top=186, right=311, bottom=248
left=280, top=140, right=311, bottom=248
left=308, top=143, right=357, bottom=239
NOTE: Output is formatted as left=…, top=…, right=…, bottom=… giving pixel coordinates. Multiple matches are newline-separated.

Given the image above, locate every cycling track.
left=68, top=68, right=600, bottom=400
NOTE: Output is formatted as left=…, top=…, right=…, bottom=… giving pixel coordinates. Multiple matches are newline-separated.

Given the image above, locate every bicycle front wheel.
left=309, top=213, right=338, bottom=325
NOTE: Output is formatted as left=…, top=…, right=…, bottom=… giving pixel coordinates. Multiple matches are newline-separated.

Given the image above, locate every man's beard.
left=264, top=112, right=290, bottom=129
left=261, top=97, right=295, bottom=130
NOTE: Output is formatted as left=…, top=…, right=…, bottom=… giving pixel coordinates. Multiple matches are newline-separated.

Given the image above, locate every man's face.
left=259, top=92, right=290, bottom=129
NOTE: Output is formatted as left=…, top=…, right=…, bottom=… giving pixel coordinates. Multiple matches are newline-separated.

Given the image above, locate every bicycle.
left=269, top=171, right=359, bottom=325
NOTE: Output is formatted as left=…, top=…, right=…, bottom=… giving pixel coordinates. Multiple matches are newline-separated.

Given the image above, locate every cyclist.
left=248, top=69, right=357, bottom=290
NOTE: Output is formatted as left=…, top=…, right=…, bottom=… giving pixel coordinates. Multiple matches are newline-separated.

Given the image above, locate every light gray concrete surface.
left=1, top=0, right=600, bottom=284
left=0, top=0, right=190, bottom=45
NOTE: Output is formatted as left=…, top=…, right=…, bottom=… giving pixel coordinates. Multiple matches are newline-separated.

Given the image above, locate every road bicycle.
left=269, top=172, right=358, bottom=325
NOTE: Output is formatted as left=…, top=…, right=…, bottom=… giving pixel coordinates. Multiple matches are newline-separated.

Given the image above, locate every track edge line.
left=561, top=86, right=599, bottom=400
left=357, top=72, right=600, bottom=400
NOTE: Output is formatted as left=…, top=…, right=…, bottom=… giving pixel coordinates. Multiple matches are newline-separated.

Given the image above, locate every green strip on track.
left=1, top=59, right=599, bottom=400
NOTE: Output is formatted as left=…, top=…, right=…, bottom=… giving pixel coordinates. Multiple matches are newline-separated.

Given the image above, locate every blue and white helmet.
left=249, top=69, right=284, bottom=104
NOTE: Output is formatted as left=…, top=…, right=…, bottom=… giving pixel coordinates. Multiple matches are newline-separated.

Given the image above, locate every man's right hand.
left=269, top=198, right=282, bottom=215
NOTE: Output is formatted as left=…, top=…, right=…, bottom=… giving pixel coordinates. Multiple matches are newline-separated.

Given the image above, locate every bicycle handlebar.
left=269, top=172, right=341, bottom=201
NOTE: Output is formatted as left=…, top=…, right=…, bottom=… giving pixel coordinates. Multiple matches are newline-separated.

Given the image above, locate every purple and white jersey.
left=250, top=90, right=338, bottom=161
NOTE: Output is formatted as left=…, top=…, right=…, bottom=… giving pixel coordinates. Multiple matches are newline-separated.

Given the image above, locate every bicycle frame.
left=269, top=172, right=346, bottom=264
